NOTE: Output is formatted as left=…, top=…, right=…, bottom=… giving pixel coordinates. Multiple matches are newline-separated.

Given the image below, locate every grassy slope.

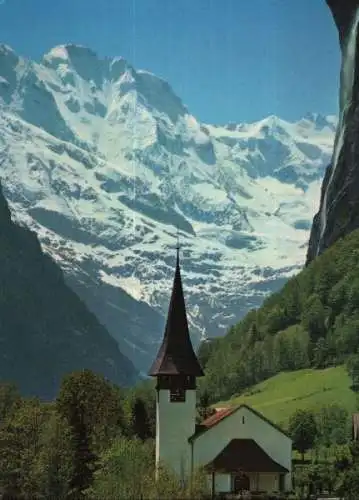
left=216, top=365, right=356, bottom=427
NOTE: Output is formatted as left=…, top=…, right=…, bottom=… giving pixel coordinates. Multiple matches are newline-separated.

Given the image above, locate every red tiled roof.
left=189, top=404, right=291, bottom=442
left=205, top=438, right=289, bottom=473
left=202, top=407, right=235, bottom=428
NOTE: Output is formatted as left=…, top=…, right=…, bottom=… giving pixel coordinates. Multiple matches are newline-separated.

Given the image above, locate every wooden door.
left=233, top=472, right=250, bottom=493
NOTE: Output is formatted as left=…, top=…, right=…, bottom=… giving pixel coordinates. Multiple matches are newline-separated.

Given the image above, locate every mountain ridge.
left=0, top=180, right=137, bottom=399
left=0, top=43, right=336, bottom=371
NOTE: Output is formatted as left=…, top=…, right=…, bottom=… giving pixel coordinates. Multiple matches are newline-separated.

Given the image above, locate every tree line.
left=198, top=229, right=359, bottom=403
left=0, top=371, right=210, bottom=499
left=288, top=406, right=359, bottom=499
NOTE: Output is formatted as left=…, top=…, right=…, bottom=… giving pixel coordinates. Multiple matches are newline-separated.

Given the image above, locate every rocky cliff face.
left=307, top=0, right=359, bottom=263
left=0, top=183, right=137, bottom=399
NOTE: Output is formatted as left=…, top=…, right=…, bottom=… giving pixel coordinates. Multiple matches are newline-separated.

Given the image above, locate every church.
left=149, top=248, right=292, bottom=496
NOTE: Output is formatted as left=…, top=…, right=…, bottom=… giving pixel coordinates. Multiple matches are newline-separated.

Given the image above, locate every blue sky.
left=0, top=0, right=340, bottom=124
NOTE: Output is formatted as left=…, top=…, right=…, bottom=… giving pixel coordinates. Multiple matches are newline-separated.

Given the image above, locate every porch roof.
left=205, top=438, right=289, bottom=474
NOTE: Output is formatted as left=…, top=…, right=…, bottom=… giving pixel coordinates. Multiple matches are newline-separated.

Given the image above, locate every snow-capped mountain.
left=0, top=43, right=336, bottom=371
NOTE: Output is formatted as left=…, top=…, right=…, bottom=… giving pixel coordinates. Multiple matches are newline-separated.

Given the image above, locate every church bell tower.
left=148, top=246, right=204, bottom=481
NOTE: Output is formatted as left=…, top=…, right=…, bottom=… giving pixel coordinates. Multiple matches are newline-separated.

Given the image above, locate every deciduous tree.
left=289, top=409, right=317, bottom=462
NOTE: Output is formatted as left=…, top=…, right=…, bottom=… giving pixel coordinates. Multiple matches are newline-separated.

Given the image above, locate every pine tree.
left=132, top=397, right=152, bottom=441
left=196, top=391, right=215, bottom=423
left=56, top=371, right=101, bottom=498
left=68, top=414, right=97, bottom=498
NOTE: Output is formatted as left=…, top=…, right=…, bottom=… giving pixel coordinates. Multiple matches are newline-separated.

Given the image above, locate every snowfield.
left=0, top=43, right=336, bottom=371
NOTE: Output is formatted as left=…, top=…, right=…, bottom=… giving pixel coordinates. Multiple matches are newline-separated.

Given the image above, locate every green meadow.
left=218, top=365, right=357, bottom=427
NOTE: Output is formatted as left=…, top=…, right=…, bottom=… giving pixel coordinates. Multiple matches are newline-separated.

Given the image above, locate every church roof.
left=148, top=248, right=204, bottom=377
left=189, top=404, right=291, bottom=442
left=202, top=407, right=234, bottom=427
left=205, top=439, right=289, bottom=473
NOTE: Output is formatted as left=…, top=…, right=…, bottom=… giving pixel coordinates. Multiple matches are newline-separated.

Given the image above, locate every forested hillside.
left=0, top=183, right=137, bottom=399
left=199, top=229, right=359, bottom=402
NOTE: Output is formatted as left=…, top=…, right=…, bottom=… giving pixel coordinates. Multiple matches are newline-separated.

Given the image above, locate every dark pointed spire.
left=148, top=246, right=204, bottom=377
left=176, top=225, right=180, bottom=253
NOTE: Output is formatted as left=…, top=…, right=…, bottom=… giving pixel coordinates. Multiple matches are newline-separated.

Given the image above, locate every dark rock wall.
left=307, top=0, right=359, bottom=264
left=0, top=183, right=138, bottom=399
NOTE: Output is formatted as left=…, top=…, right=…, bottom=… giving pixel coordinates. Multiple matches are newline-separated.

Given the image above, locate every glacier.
left=0, top=43, right=336, bottom=371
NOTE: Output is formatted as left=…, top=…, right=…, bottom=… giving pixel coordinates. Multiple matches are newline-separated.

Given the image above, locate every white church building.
left=149, top=248, right=292, bottom=497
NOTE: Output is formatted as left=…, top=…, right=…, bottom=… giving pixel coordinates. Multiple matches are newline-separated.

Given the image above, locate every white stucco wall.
left=192, top=406, right=292, bottom=491
left=206, top=473, right=231, bottom=493
left=156, top=389, right=196, bottom=480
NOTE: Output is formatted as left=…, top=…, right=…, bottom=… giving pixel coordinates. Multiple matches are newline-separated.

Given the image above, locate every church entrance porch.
left=205, top=439, right=289, bottom=497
